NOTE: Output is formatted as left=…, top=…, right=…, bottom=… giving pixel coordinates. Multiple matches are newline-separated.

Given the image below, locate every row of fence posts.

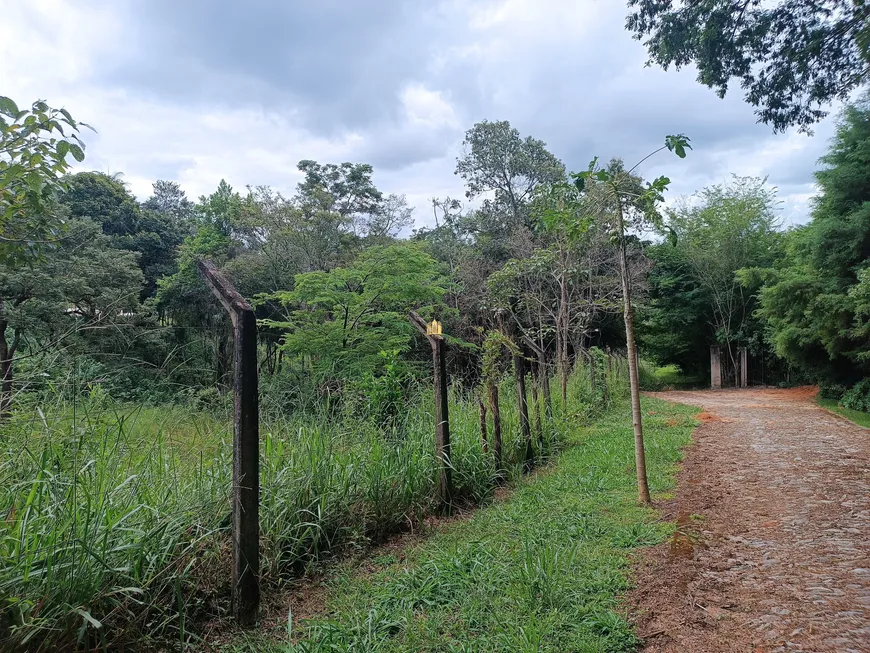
left=198, top=259, right=629, bottom=626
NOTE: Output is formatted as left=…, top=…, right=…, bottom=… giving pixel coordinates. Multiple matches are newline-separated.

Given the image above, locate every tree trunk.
left=537, top=349, right=552, bottom=420
left=514, top=349, right=533, bottom=472
left=488, top=382, right=502, bottom=472
left=477, top=392, right=488, bottom=453
left=559, top=273, right=569, bottom=408
left=616, top=200, right=651, bottom=505
left=530, top=367, right=542, bottom=447
left=0, top=322, right=19, bottom=420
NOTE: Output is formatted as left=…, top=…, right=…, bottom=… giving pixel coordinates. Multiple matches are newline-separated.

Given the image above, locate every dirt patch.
left=695, top=412, right=719, bottom=423
left=632, top=388, right=870, bottom=652
left=755, top=385, right=820, bottom=401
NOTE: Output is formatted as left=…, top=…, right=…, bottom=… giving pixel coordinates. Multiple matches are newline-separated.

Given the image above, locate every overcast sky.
left=2, top=0, right=842, bottom=229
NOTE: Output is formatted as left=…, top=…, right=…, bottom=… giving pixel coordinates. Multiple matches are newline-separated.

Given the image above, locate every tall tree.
left=573, top=137, right=691, bottom=505
left=455, top=120, right=565, bottom=235
left=626, top=0, right=870, bottom=133
left=260, top=243, right=449, bottom=385
left=61, top=172, right=187, bottom=299
left=143, top=180, right=196, bottom=231
left=652, top=176, right=782, bottom=377
left=296, top=160, right=383, bottom=237
left=0, top=219, right=143, bottom=415
left=746, top=96, right=870, bottom=382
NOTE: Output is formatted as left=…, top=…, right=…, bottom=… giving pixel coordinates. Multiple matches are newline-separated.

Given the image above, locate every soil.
left=631, top=387, right=870, bottom=652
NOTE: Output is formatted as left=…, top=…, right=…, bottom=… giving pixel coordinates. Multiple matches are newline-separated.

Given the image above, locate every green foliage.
left=455, top=120, right=565, bottom=233
left=0, top=364, right=612, bottom=650
left=749, top=96, right=870, bottom=383
left=817, top=395, right=870, bottom=428
left=239, top=395, right=696, bottom=653
left=641, top=176, right=782, bottom=375
left=261, top=243, right=449, bottom=384
left=352, top=349, right=416, bottom=429
left=61, top=172, right=188, bottom=298
left=626, top=0, right=870, bottom=132
left=0, top=97, right=93, bottom=264
left=841, top=378, right=870, bottom=412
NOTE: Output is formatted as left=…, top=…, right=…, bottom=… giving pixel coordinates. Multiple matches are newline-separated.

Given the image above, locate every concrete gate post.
left=710, top=345, right=722, bottom=390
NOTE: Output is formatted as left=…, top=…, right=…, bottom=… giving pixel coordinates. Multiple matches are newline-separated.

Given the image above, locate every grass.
left=816, top=396, right=870, bottom=428
left=638, top=362, right=703, bottom=391
left=0, top=365, right=621, bottom=651
left=230, top=396, right=698, bottom=653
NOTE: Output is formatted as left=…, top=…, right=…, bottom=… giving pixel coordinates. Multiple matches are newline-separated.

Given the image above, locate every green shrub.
left=841, top=379, right=870, bottom=412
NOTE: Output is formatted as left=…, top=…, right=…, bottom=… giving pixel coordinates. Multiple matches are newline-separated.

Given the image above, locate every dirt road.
left=632, top=387, right=870, bottom=652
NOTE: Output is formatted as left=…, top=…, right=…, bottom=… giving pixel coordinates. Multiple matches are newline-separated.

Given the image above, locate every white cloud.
left=1, top=0, right=840, bottom=225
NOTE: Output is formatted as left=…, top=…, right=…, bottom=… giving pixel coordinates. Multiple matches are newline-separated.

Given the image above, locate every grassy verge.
left=233, top=397, right=698, bottom=653
left=817, top=397, right=870, bottom=428
left=1, top=367, right=621, bottom=650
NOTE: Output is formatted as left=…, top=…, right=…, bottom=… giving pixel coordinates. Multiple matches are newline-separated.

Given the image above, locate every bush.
left=841, top=379, right=870, bottom=412
left=819, top=382, right=848, bottom=401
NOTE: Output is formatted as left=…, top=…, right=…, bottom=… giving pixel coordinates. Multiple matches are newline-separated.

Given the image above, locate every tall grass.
left=0, top=358, right=624, bottom=651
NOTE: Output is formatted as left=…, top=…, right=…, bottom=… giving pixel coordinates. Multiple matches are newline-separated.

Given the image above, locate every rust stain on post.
left=197, top=259, right=260, bottom=626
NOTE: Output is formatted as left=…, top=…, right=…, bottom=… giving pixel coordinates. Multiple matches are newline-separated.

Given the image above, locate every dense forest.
left=2, top=0, right=869, bottom=646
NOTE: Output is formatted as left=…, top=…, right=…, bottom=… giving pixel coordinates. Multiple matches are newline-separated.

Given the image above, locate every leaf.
left=56, top=140, right=70, bottom=159
left=69, top=143, right=85, bottom=162
left=0, top=96, right=19, bottom=117
left=74, top=608, right=103, bottom=630
left=665, top=134, right=692, bottom=159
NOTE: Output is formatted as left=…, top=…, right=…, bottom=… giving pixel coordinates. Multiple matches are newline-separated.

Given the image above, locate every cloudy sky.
left=2, top=0, right=842, bottom=228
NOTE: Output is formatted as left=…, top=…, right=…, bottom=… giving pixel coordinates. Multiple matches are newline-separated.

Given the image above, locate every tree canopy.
left=626, top=0, right=870, bottom=132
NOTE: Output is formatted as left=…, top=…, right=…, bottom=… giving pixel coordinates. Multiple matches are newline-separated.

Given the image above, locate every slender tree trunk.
left=488, top=382, right=502, bottom=472
left=537, top=349, right=552, bottom=420
left=559, top=273, right=569, bottom=408
left=530, top=366, right=542, bottom=447
left=0, top=322, right=19, bottom=420
left=616, top=200, right=651, bottom=505
left=514, top=349, right=533, bottom=472
left=477, top=392, right=488, bottom=453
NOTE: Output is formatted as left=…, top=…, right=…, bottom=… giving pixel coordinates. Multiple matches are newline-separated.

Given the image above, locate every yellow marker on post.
left=426, top=319, right=442, bottom=336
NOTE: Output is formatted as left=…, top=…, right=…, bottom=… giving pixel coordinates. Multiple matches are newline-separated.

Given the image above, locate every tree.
left=646, top=177, right=782, bottom=378
left=626, top=0, right=870, bottom=133
left=61, top=172, right=187, bottom=299
left=366, top=193, right=414, bottom=241
left=260, top=243, right=449, bottom=385
left=0, top=219, right=143, bottom=415
left=143, top=180, right=196, bottom=232
left=0, top=96, right=91, bottom=264
left=531, top=182, right=625, bottom=404
left=455, top=120, right=565, bottom=234
left=746, top=96, right=870, bottom=382
left=572, top=136, right=691, bottom=505
left=640, top=242, right=712, bottom=377
left=296, top=160, right=383, bottom=237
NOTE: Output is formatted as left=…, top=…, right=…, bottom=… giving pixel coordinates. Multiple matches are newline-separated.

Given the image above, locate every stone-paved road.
left=632, top=388, right=870, bottom=652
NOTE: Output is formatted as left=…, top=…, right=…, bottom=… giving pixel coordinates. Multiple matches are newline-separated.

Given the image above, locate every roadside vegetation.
left=231, top=395, right=697, bottom=653
left=1, top=3, right=869, bottom=649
